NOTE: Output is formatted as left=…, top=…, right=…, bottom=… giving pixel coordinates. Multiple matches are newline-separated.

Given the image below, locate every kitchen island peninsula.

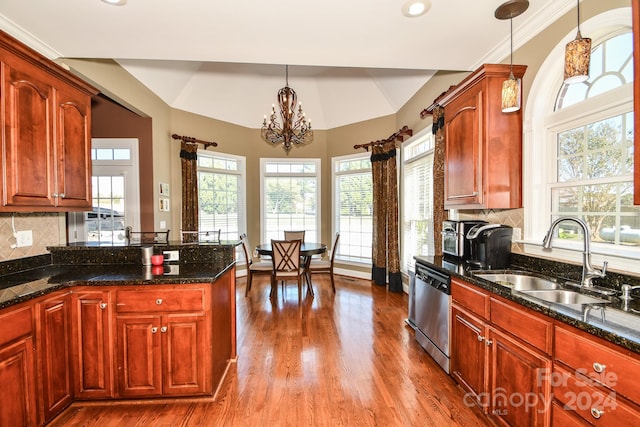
left=0, top=241, right=238, bottom=426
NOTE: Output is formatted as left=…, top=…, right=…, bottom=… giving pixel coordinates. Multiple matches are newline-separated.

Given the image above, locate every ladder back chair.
left=309, top=232, right=340, bottom=293
left=240, top=233, right=272, bottom=296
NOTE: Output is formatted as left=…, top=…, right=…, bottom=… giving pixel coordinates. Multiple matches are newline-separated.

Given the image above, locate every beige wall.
left=0, top=0, right=630, bottom=262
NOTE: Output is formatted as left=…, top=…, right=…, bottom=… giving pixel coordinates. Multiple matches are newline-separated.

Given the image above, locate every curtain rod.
left=171, top=133, right=218, bottom=149
left=353, top=126, right=413, bottom=152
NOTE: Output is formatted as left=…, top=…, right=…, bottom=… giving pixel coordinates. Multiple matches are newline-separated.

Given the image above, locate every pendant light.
left=495, top=0, right=529, bottom=113
left=564, top=0, right=591, bottom=84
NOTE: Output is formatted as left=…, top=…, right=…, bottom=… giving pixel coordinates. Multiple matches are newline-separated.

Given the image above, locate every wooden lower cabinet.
left=115, top=285, right=212, bottom=398
left=0, top=269, right=235, bottom=424
left=0, top=305, right=37, bottom=427
left=488, top=328, right=551, bottom=427
left=70, top=289, right=114, bottom=399
left=35, top=291, right=73, bottom=424
left=451, top=306, right=489, bottom=409
left=451, top=279, right=552, bottom=427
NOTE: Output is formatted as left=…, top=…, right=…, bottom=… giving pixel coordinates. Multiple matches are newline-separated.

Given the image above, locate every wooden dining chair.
left=309, top=232, right=340, bottom=293
left=270, top=239, right=309, bottom=299
left=240, top=233, right=272, bottom=297
left=283, top=230, right=305, bottom=242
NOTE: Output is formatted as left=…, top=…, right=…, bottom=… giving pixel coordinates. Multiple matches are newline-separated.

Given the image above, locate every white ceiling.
left=0, top=0, right=575, bottom=129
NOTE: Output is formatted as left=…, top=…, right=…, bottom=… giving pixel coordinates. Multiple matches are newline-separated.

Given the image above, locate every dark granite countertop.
left=0, top=242, right=238, bottom=310
left=414, top=254, right=640, bottom=354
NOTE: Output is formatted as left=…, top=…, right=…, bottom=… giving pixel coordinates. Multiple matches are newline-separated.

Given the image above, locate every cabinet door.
left=0, top=337, right=38, bottom=427
left=444, top=87, right=483, bottom=208
left=54, top=84, right=92, bottom=209
left=488, top=328, right=551, bottom=427
left=2, top=58, right=56, bottom=208
left=116, top=314, right=162, bottom=397
left=162, top=313, right=209, bottom=396
left=451, top=306, right=489, bottom=412
left=37, top=292, right=73, bottom=422
left=71, top=290, right=113, bottom=399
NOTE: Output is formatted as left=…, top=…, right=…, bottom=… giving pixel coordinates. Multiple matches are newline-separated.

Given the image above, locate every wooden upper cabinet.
left=633, top=0, right=639, bottom=205
left=0, top=30, right=97, bottom=212
left=438, top=64, right=526, bottom=209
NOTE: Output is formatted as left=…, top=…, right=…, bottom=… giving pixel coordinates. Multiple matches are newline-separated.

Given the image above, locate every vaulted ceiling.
left=0, top=0, right=575, bottom=129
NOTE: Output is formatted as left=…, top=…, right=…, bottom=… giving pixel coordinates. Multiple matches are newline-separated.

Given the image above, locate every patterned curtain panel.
left=180, top=141, right=199, bottom=243
left=432, top=105, right=447, bottom=256
left=371, top=142, right=402, bottom=292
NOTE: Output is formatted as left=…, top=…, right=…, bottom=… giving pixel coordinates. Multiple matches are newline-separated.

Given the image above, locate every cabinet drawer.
left=555, top=325, right=640, bottom=404
left=551, top=400, right=589, bottom=426
left=451, top=278, right=489, bottom=319
left=0, top=305, right=33, bottom=346
left=552, top=364, right=640, bottom=426
left=490, top=297, right=552, bottom=355
left=115, top=287, right=207, bottom=313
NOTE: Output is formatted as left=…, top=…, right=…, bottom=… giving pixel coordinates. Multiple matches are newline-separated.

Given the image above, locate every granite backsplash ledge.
left=46, top=241, right=238, bottom=266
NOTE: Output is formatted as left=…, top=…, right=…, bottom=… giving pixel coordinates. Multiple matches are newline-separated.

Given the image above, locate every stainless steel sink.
left=473, top=272, right=559, bottom=290
left=520, top=289, right=608, bottom=305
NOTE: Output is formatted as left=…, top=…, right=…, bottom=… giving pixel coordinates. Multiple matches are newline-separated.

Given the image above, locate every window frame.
left=523, top=8, right=637, bottom=273
left=331, top=152, right=373, bottom=266
left=400, top=127, right=435, bottom=274
left=259, top=158, right=321, bottom=245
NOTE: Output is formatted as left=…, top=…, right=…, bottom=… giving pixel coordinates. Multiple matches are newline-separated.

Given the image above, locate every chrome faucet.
left=542, top=217, right=607, bottom=287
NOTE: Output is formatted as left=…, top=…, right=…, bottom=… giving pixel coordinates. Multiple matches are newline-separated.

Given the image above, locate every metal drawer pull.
left=593, top=362, right=606, bottom=373
left=99, top=302, right=107, bottom=309
left=160, top=326, right=167, bottom=333
left=590, top=408, right=604, bottom=419
left=151, top=327, right=158, bottom=333
left=477, top=335, right=485, bottom=342
left=156, top=298, right=163, bottom=305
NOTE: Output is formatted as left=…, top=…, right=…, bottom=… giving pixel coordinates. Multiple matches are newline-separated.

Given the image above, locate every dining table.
left=255, top=242, right=327, bottom=294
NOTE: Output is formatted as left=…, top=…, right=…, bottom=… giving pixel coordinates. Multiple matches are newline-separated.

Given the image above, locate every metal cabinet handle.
left=590, top=408, right=604, bottom=419
left=485, top=339, right=493, bottom=346
left=151, top=327, right=158, bottom=333
left=60, top=193, right=65, bottom=198
left=99, top=302, right=107, bottom=310
left=156, top=298, right=163, bottom=305
left=52, top=193, right=58, bottom=198
left=477, top=335, right=485, bottom=342
left=160, top=326, right=167, bottom=333
left=593, top=362, right=606, bottom=373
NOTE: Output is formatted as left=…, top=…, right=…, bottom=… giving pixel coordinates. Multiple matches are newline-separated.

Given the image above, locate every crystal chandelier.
left=261, top=65, right=313, bottom=153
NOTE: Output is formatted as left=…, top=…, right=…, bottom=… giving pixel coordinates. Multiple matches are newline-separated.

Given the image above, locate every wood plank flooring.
left=50, top=275, right=491, bottom=427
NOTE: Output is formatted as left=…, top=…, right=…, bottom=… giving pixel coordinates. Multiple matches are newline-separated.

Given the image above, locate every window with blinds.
left=260, top=159, right=321, bottom=243
left=333, top=154, right=373, bottom=264
left=197, top=151, right=246, bottom=245
left=401, top=133, right=435, bottom=273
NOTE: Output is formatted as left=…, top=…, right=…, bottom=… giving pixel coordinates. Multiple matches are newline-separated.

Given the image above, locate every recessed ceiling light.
left=101, top=0, right=127, bottom=5
left=402, top=0, right=431, bottom=18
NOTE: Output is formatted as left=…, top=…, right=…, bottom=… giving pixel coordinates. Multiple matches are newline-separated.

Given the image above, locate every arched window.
left=523, top=8, right=638, bottom=273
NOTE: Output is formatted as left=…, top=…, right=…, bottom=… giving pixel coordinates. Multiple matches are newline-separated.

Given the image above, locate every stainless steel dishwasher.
left=414, top=261, right=451, bottom=373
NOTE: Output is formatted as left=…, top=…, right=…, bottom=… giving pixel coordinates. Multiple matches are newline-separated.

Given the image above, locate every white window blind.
left=197, top=151, right=246, bottom=244
left=333, top=154, right=372, bottom=264
left=402, top=133, right=435, bottom=273
left=261, top=159, right=320, bottom=243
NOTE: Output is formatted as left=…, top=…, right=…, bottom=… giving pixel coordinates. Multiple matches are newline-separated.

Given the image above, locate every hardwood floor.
left=50, top=275, right=490, bottom=426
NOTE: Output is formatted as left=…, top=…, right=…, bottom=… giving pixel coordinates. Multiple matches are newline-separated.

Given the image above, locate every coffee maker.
left=465, top=224, right=513, bottom=269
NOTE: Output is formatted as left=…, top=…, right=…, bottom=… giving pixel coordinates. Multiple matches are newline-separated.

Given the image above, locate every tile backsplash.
left=458, top=208, right=524, bottom=253
left=0, top=213, right=66, bottom=261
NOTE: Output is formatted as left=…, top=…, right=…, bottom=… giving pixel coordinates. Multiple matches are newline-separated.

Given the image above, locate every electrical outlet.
left=163, top=250, right=179, bottom=262
left=15, top=230, right=33, bottom=247
left=512, top=227, right=522, bottom=241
